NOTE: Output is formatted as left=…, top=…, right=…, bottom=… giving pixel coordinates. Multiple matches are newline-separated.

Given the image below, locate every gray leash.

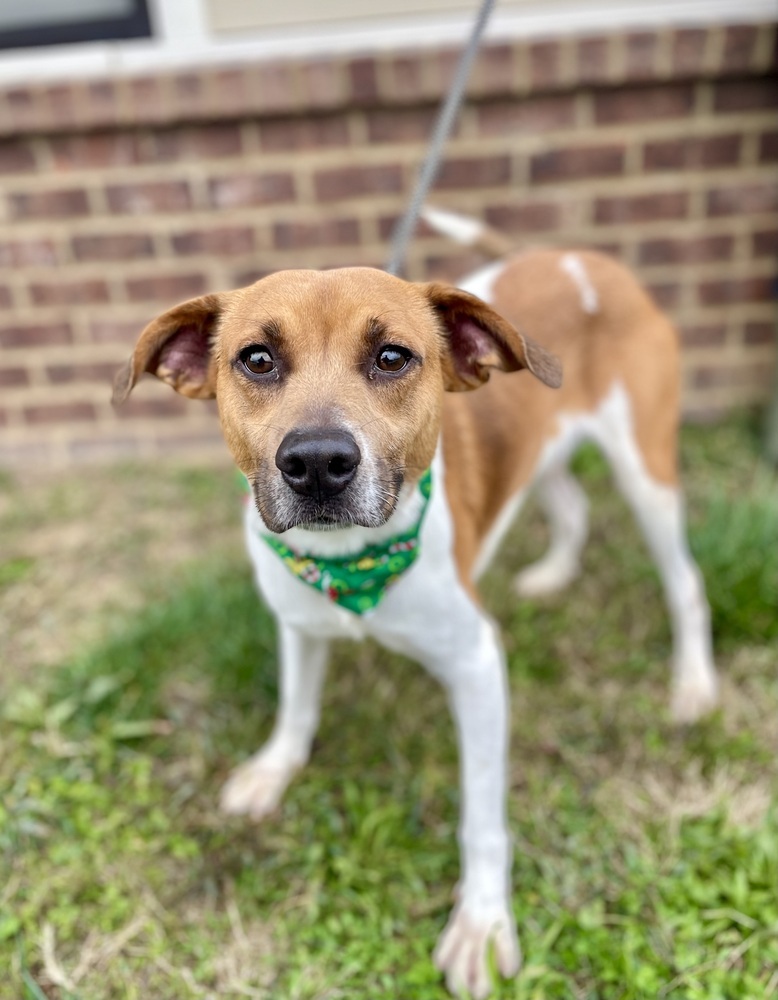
left=385, top=0, right=497, bottom=277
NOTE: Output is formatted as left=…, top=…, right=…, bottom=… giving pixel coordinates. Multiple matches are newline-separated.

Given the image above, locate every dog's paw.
left=219, top=755, right=298, bottom=821
left=513, top=556, right=579, bottom=599
left=433, top=902, right=520, bottom=999
left=671, top=670, right=719, bottom=725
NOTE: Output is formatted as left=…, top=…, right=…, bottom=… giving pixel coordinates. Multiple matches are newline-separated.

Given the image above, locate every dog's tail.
left=420, top=205, right=515, bottom=260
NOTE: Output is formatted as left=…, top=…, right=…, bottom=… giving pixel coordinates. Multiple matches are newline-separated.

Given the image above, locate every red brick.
left=44, top=85, right=79, bottom=127
left=672, top=28, right=708, bottom=75
left=437, top=48, right=460, bottom=92
left=424, top=251, right=487, bottom=282
left=260, top=116, right=350, bottom=152
left=484, top=202, right=561, bottom=232
left=348, top=58, right=379, bottom=104
left=713, top=79, right=777, bottom=112
left=0, top=323, right=72, bottom=348
left=624, top=32, right=659, bottom=80
left=476, top=95, right=576, bottom=135
left=594, top=191, right=689, bottom=224
left=209, top=172, right=295, bottom=208
left=172, top=227, right=255, bottom=255
left=759, top=131, right=778, bottom=162
left=85, top=80, right=120, bottom=126
left=88, top=319, right=143, bottom=343
left=577, top=37, right=611, bottom=85
left=0, top=239, right=57, bottom=267
left=753, top=229, right=778, bottom=256
left=49, top=133, right=141, bottom=170
left=300, top=59, right=346, bottom=109
left=8, top=188, right=89, bottom=220
left=5, top=87, right=42, bottom=131
left=386, top=55, right=428, bottom=103
left=698, top=276, right=774, bottom=305
left=126, top=273, right=207, bottom=302
left=639, top=234, right=734, bottom=265
left=0, top=367, right=28, bottom=387
left=25, top=402, right=96, bottom=424
left=531, top=144, right=624, bottom=183
left=189, top=123, right=243, bottom=158
left=707, top=182, right=778, bottom=217
left=143, top=128, right=183, bottom=162
left=369, top=107, right=442, bottom=144
left=233, top=268, right=274, bottom=287
left=436, top=155, right=511, bottom=190
left=46, top=362, right=117, bottom=384
left=252, top=62, right=300, bottom=113
left=314, top=164, right=402, bottom=201
left=744, top=321, right=776, bottom=345
left=643, top=134, right=741, bottom=171
left=680, top=324, right=728, bottom=348
left=128, top=76, right=168, bottom=124
left=594, top=84, right=694, bottom=124
left=646, top=282, right=680, bottom=309
left=529, top=41, right=561, bottom=89
left=471, top=45, right=516, bottom=95
left=0, top=139, right=36, bottom=173
left=721, top=24, right=760, bottom=72
left=172, top=73, right=206, bottom=114
left=30, top=279, right=110, bottom=307
left=212, top=70, right=251, bottom=115
left=273, top=218, right=359, bottom=250
left=72, top=233, right=154, bottom=261
left=107, top=181, right=191, bottom=214
left=692, top=362, right=773, bottom=390
left=116, top=397, right=188, bottom=420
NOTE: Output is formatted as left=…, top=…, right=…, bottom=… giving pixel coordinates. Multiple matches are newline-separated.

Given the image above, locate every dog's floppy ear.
left=112, top=292, right=228, bottom=405
left=421, top=282, right=562, bottom=392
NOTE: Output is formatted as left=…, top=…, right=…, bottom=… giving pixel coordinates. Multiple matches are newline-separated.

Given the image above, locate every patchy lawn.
left=1, top=416, right=776, bottom=1000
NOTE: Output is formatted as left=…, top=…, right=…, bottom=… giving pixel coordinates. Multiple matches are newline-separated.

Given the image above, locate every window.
left=0, top=0, right=151, bottom=49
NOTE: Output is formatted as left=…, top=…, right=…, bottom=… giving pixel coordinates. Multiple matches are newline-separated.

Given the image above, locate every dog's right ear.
left=112, top=292, right=228, bottom=405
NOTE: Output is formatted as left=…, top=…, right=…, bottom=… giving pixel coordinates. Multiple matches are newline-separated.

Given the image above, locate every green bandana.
left=247, top=470, right=432, bottom=615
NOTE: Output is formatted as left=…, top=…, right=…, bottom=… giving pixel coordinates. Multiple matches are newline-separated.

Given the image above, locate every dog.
left=112, top=214, right=718, bottom=998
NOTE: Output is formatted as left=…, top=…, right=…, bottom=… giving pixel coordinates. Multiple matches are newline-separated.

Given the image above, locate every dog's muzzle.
left=275, top=428, right=361, bottom=503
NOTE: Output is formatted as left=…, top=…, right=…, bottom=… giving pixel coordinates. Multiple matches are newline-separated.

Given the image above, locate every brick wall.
left=0, top=22, right=776, bottom=467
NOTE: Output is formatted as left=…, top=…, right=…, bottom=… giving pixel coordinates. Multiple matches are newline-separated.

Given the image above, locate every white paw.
left=513, top=556, right=579, bottom=598
left=219, top=754, right=298, bottom=821
left=671, top=670, right=719, bottom=725
left=433, top=903, right=521, bottom=999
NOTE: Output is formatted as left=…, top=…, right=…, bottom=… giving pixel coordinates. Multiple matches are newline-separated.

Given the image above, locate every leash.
left=385, top=0, right=497, bottom=277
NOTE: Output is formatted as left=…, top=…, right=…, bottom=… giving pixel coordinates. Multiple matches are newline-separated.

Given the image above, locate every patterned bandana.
left=246, top=470, right=433, bottom=615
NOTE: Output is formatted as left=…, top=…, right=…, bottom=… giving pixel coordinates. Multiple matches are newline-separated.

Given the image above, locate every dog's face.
left=114, top=267, right=560, bottom=532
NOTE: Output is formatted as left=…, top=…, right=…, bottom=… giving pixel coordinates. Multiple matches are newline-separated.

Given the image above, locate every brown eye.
left=240, top=345, right=274, bottom=376
left=375, top=345, right=411, bottom=374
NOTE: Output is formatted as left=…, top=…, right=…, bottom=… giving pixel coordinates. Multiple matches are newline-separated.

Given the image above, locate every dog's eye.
left=375, top=345, right=411, bottom=374
left=240, top=345, right=274, bottom=376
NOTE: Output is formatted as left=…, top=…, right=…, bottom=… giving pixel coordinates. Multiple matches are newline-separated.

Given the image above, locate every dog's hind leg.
left=220, top=624, right=329, bottom=820
left=596, top=385, right=718, bottom=724
left=514, top=465, right=589, bottom=598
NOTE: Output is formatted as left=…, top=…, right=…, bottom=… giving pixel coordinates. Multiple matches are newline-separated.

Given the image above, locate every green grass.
left=1, top=417, right=777, bottom=999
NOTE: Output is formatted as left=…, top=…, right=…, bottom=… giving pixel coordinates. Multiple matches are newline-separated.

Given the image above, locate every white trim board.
left=0, top=0, right=775, bottom=87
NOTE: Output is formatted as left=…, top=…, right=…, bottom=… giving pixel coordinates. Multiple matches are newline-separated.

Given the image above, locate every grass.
left=1, top=415, right=776, bottom=999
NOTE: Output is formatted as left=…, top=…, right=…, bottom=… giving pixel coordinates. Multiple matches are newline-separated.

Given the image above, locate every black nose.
left=275, top=428, right=361, bottom=501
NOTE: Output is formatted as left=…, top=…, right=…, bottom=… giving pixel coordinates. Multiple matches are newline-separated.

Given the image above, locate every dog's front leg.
left=220, top=623, right=329, bottom=821
left=425, top=617, right=519, bottom=999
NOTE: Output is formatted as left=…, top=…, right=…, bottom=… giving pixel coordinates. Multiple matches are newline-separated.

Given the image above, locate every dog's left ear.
left=421, top=282, right=562, bottom=392
left=112, top=292, right=228, bottom=405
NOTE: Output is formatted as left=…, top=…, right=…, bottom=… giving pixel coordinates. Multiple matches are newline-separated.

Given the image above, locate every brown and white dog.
left=113, top=214, right=718, bottom=998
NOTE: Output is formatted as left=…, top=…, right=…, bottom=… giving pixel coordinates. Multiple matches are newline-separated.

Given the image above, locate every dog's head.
left=113, top=267, right=561, bottom=532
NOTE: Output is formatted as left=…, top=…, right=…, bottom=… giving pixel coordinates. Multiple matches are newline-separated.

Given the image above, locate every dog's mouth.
left=254, top=467, right=403, bottom=534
